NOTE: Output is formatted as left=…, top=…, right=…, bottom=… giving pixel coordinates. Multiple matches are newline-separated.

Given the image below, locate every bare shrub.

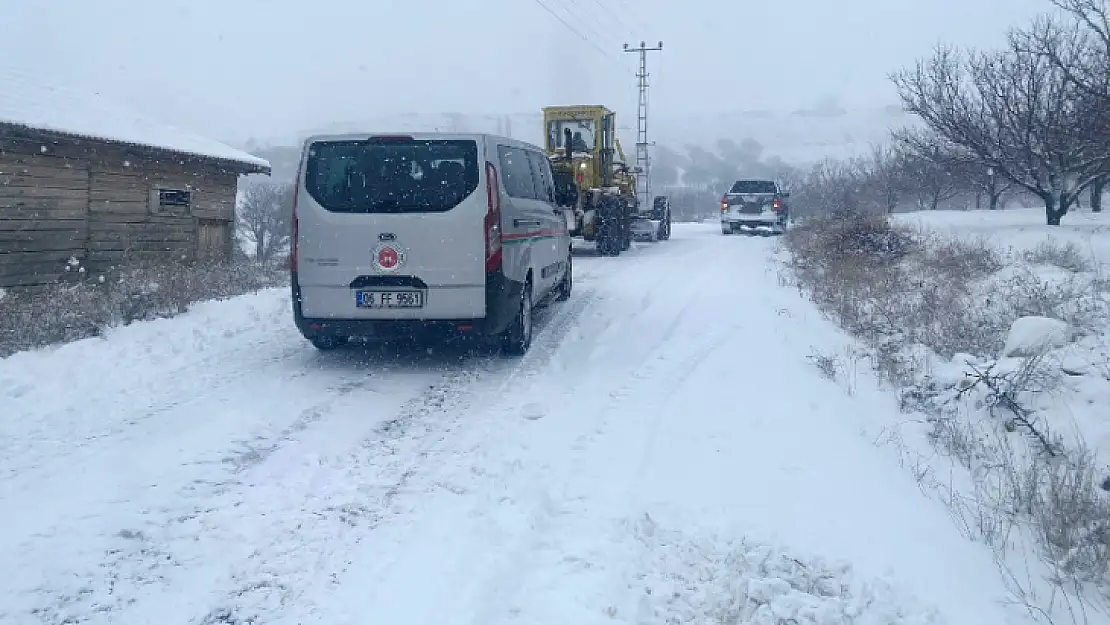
left=1024, top=240, right=1094, bottom=274
left=920, top=234, right=1003, bottom=279
left=1024, top=445, right=1110, bottom=582
left=787, top=214, right=917, bottom=267
left=991, top=267, right=1108, bottom=334
left=785, top=215, right=1006, bottom=364
left=0, top=259, right=288, bottom=358
left=808, top=350, right=840, bottom=380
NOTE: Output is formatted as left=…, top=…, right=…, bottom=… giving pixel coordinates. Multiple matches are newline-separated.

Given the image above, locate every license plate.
left=355, top=290, right=424, bottom=308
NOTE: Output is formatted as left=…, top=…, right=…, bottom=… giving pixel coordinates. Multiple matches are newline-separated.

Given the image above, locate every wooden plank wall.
left=0, top=152, right=90, bottom=286
left=0, top=135, right=238, bottom=287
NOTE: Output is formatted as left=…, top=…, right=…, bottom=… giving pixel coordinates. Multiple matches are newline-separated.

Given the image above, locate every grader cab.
left=542, top=105, right=639, bottom=256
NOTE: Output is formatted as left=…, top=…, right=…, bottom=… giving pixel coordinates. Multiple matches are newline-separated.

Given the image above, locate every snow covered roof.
left=0, top=64, right=270, bottom=173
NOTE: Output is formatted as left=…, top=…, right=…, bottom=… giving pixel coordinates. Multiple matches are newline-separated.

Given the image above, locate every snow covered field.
left=895, top=207, right=1110, bottom=263
left=1, top=223, right=1043, bottom=624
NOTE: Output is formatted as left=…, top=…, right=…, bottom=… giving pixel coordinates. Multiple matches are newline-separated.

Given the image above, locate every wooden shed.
left=0, top=70, right=271, bottom=287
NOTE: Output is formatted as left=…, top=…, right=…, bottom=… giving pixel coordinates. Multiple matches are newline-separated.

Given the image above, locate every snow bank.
left=1001, top=316, right=1071, bottom=358
left=0, top=62, right=269, bottom=169
left=0, top=287, right=297, bottom=482
left=625, top=516, right=940, bottom=624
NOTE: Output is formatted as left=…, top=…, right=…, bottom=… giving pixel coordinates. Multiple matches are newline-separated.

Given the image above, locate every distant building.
left=0, top=66, right=270, bottom=287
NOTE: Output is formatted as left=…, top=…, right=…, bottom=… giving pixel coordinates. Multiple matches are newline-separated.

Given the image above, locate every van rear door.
left=296, top=135, right=488, bottom=318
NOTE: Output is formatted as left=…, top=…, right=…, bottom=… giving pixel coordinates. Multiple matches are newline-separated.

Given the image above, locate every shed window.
left=151, top=188, right=193, bottom=213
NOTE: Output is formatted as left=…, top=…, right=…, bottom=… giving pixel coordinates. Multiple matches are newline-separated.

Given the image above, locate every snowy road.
left=2, top=223, right=1023, bottom=624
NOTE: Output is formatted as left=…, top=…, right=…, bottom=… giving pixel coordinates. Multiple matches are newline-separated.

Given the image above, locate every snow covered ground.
left=895, top=207, right=1110, bottom=263
left=1, top=223, right=1038, bottom=624
left=878, top=209, right=1110, bottom=623
left=893, top=208, right=1110, bottom=459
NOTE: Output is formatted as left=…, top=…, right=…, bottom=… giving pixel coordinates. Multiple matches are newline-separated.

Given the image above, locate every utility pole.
left=623, top=40, right=662, bottom=211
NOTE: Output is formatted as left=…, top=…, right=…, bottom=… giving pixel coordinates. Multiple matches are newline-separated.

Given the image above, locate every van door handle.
left=514, top=219, right=542, bottom=227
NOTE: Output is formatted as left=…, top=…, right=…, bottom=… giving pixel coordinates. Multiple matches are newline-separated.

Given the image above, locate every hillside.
left=243, top=106, right=915, bottom=183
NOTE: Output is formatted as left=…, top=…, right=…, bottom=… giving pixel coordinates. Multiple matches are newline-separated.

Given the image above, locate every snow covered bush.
left=782, top=212, right=1110, bottom=618
left=0, top=259, right=288, bottom=358
left=627, top=515, right=941, bottom=625
left=783, top=215, right=1008, bottom=379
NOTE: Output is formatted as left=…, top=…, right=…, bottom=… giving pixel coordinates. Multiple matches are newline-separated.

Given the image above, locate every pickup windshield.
left=729, top=180, right=777, bottom=194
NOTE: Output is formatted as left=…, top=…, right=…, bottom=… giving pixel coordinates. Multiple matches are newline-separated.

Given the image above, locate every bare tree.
left=891, top=36, right=1110, bottom=225
left=792, top=158, right=878, bottom=217
left=1016, top=2, right=1110, bottom=214
left=893, top=129, right=968, bottom=211
left=1017, top=2, right=1110, bottom=101
left=863, top=143, right=909, bottom=214
left=236, top=180, right=294, bottom=264
left=960, top=158, right=1016, bottom=210
left=1090, top=174, right=1106, bottom=211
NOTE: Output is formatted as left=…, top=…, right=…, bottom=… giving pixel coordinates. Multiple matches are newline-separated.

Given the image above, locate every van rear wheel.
left=502, top=284, right=533, bottom=355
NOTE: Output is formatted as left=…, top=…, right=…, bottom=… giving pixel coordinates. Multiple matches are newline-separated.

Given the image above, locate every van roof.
left=301, top=132, right=535, bottom=149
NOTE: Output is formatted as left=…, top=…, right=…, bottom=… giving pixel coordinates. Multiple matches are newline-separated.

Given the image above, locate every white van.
left=290, top=133, right=574, bottom=355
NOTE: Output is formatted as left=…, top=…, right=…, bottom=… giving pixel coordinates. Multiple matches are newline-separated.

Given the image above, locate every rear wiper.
left=368, top=199, right=400, bottom=212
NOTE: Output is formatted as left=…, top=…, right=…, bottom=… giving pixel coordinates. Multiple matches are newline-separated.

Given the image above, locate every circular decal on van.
left=373, top=244, right=405, bottom=272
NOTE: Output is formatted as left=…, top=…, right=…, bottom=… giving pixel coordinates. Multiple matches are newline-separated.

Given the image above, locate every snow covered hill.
left=1, top=223, right=1035, bottom=624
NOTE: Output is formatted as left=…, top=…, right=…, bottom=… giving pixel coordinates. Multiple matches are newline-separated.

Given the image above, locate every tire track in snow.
left=453, top=232, right=744, bottom=623
left=6, top=234, right=668, bottom=625
left=185, top=288, right=605, bottom=625
left=463, top=326, right=728, bottom=625
left=180, top=289, right=600, bottom=625
left=295, top=235, right=730, bottom=624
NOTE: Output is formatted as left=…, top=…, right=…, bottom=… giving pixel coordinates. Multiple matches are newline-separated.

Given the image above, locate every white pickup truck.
left=719, top=179, right=790, bottom=235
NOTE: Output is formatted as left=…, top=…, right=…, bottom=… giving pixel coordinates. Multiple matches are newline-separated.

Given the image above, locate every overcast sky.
left=1, top=0, right=1053, bottom=146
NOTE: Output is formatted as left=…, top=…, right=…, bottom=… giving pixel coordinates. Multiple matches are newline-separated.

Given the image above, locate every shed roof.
left=0, top=63, right=270, bottom=173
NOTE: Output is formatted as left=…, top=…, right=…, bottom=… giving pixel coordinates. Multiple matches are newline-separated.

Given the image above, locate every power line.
left=558, top=0, right=624, bottom=58
left=607, top=0, right=654, bottom=38
left=562, top=0, right=635, bottom=42
left=584, top=0, right=638, bottom=39
left=531, top=0, right=621, bottom=65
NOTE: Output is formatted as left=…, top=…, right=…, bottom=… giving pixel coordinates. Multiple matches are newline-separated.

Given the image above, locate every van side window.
left=526, top=150, right=555, bottom=203
left=497, top=145, right=538, bottom=200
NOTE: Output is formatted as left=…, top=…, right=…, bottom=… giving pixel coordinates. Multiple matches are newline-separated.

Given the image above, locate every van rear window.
left=304, top=138, right=479, bottom=213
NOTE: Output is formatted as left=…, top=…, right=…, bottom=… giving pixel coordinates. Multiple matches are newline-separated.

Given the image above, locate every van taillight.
left=291, top=162, right=303, bottom=272
left=484, top=162, right=503, bottom=273
left=291, top=212, right=299, bottom=271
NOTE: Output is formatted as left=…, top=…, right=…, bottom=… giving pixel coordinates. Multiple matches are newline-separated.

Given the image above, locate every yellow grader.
left=543, top=105, right=655, bottom=256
